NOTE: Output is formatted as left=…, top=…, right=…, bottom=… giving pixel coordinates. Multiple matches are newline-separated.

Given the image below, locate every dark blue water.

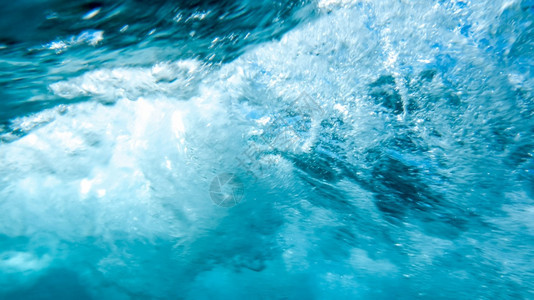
left=1, top=0, right=533, bottom=299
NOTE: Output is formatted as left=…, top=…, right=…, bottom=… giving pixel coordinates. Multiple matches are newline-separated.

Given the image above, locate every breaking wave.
left=1, top=0, right=533, bottom=298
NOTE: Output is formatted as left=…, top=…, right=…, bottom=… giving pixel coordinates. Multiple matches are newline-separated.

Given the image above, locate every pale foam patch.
left=50, top=60, right=206, bottom=102
left=0, top=0, right=532, bottom=297
left=0, top=251, right=52, bottom=291
left=0, top=67, right=246, bottom=268
left=317, top=0, right=361, bottom=9
left=43, top=30, right=104, bottom=53
left=0, top=251, right=51, bottom=273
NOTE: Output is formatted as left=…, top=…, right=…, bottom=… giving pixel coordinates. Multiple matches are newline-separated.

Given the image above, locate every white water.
left=1, top=0, right=533, bottom=298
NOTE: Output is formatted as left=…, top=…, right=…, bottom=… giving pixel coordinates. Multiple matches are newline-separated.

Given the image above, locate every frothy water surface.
left=1, top=0, right=534, bottom=299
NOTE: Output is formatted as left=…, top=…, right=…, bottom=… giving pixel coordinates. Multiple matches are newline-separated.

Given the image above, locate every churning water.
left=1, top=0, right=533, bottom=299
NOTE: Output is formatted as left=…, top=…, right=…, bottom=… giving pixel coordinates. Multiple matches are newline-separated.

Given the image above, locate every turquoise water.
left=1, top=0, right=533, bottom=299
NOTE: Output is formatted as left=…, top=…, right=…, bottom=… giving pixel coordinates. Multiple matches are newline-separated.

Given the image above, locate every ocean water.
left=0, top=0, right=533, bottom=299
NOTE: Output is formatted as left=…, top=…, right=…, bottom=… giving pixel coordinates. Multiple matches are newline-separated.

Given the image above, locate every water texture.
left=0, top=0, right=533, bottom=299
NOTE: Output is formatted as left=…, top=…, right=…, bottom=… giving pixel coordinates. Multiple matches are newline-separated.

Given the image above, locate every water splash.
left=1, top=0, right=533, bottom=298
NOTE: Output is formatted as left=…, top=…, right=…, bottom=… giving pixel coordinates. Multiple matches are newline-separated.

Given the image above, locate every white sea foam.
left=1, top=0, right=532, bottom=298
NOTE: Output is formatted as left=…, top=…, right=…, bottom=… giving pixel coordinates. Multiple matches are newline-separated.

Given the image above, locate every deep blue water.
left=1, top=0, right=534, bottom=299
